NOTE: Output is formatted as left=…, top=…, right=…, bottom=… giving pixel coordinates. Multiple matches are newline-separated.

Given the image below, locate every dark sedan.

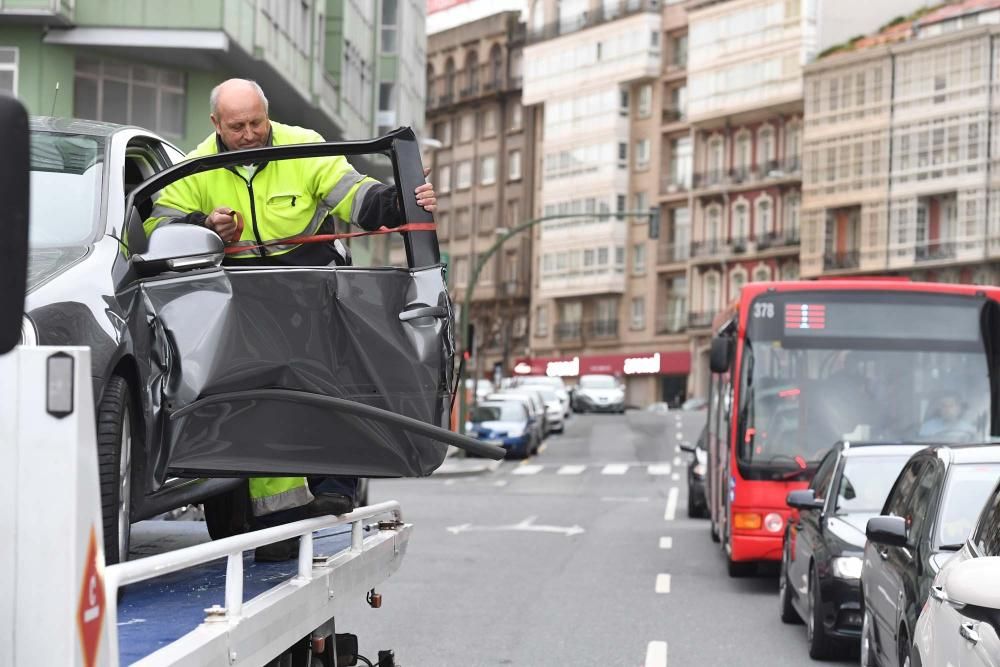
left=861, top=445, right=1000, bottom=667
left=680, top=426, right=709, bottom=518
left=779, top=442, right=923, bottom=659
left=22, top=119, right=458, bottom=563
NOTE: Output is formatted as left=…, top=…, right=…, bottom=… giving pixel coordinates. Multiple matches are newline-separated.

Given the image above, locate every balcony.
left=690, top=240, right=727, bottom=258
left=662, top=108, right=685, bottom=124
left=823, top=250, right=860, bottom=271
left=500, top=279, right=529, bottom=298
left=526, top=0, right=659, bottom=43
left=555, top=322, right=582, bottom=343
left=657, top=242, right=690, bottom=265
left=660, top=174, right=690, bottom=196
left=755, top=231, right=800, bottom=250
left=587, top=319, right=619, bottom=339
left=692, top=171, right=727, bottom=189
left=692, top=158, right=802, bottom=192
left=915, top=242, right=957, bottom=262
left=656, top=312, right=687, bottom=335
left=0, top=0, right=73, bottom=24
left=688, top=312, right=715, bottom=329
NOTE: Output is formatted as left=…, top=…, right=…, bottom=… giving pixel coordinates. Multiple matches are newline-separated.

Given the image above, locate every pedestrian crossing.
left=501, top=462, right=679, bottom=477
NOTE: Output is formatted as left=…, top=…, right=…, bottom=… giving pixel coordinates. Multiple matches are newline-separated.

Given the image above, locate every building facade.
left=421, top=10, right=535, bottom=382
left=0, top=0, right=423, bottom=151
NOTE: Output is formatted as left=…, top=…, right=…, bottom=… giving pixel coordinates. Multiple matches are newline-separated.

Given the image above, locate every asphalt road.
left=343, top=411, right=858, bottom=666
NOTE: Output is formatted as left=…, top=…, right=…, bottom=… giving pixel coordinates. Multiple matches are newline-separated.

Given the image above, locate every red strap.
left=223, top=221, right=437, bottom=255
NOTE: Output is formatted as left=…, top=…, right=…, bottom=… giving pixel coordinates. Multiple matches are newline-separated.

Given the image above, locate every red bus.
left=705, top=280, right=1000, bottom=576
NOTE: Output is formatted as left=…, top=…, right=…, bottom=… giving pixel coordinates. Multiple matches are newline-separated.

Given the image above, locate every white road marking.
left=660, top=536, right=673, bottom=550
left=601, top=463, right=629, bottom=475
left=673, top=456, right=682, bottom=466
left=647, top=464, right=672, bottom=476
left=446, top=515, right=584, bottom=537
left=675, top=431, right=684, bottom=440
left=557, top=464, right=586, bottom=475
left=671, top=472, right=680, bottom=482
left=645, top=641, right=668, bottom=667
left=600, top=496, right=650, bottom=503
left=494, top=480, right=508, bottom=487
left=512, top=464, right=543, bottom=475
left=655, top=573, right=672, bottom=594
left=664, top=487, right=679, bottom=521
left=443, top=479, right=456, bottom=486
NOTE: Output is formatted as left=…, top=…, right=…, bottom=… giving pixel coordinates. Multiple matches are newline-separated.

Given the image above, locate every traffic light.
left=464, top=323, right=475, bottom=361
left=648, top=206, right=661, bottom=240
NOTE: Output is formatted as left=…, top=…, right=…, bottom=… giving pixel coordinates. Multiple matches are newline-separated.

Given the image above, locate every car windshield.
left=471, top=403, right=524, bottom=422
left=29, top=131, right=104, bottom=248
left=740, top=293, right=990, bottom=468
left=936, top=463, right=1000, bottom=548
left=537, top=389, right=558, bottom=402
left=580, top=376, right=616, bottom=389
left=835, top=455, right=911, bottom=514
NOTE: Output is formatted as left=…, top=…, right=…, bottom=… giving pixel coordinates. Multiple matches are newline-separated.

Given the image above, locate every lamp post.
left=456, top=209, right=659, bottom=436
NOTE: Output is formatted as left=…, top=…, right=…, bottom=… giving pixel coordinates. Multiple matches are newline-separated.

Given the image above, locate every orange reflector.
left=733, top=513, right=762, bottom=530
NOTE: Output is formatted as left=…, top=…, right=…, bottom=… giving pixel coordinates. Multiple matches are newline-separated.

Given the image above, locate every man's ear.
left=210, top=113, right=220, bottom=133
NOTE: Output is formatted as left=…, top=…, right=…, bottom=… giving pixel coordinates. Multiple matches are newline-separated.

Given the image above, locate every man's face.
left=940, top=396, right=961, bottom=421
left=211, top=93, right=270, bottom=151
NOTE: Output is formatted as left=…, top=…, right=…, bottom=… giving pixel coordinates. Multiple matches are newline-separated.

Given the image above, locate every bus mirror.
left=709, top=337, right=733, bottom=374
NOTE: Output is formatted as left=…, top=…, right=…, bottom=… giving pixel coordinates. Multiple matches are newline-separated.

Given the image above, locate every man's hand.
left=415, top=167, right=437, bottom=213
left=204, top=207, right=240, bottom=243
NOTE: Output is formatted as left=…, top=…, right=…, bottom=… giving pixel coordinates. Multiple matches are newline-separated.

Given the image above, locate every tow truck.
left=0, top=96, right=503, bottom=666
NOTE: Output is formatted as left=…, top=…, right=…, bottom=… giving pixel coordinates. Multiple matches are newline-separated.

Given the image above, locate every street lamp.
left=456, top=209, right=660, bottom=436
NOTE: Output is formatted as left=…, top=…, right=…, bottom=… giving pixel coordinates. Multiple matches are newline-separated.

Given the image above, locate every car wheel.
left=898, top=629, right=912, bottom=667
left=203, top=480, right=253, bottom=540
left=860, top=599, right=876, bottom=667
left=807, top=568, right=835, bottom=659
left=710, top=520, right=720, bottom=543
left=779, top=542, right=801, bottom=624
left=687, top=486, right=698, bottom=518
left=97, top=375, right=137, bottom=565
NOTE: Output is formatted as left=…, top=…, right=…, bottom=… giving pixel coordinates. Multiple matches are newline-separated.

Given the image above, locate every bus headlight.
left=831, top=556, right=863, bottom=579
left=764, top=513, right=784, bottom=533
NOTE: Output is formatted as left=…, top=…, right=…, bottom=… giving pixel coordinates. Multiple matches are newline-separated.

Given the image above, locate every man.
left=919, top=392, right=977, bottom=441
left=146, top=79, right=437, bottom=560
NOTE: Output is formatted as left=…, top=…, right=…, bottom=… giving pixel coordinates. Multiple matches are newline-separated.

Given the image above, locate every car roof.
left=30, top=115, right=136, bottom=137
left=938, top=443, right=1000, bottom=465
left=839, top=443, right=926, bottom=458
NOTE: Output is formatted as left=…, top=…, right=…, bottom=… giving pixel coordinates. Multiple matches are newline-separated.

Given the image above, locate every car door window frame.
left=810, top=448, right=838, bottom=510
left=971, top=480, right=1000, bottom=556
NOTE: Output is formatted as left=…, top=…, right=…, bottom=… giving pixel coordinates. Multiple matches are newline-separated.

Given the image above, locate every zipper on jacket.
left=230, top=167, right=267, bottom=257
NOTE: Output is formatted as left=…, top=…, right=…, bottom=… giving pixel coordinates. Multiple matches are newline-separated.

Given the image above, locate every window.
left=478, top=203, right=495, bottom=234
left=618, top=142, right=628, bottom=167
left=433, top=120, right=451, bottom=147
left=631, top=297, right=646, bottom=330
left=735, top=132, right=751, bottom=172
left=619, top=89, right=630, bottom=115
left=381, top=0, right=399, bottom=54
left=781, top=262, right=799, bottom=281
left=784, top=193, right=800, bottom=239
left=508, top=149, right=522, bottom=181
left=704, top=273, right=720, bottom=311
left=756, top=197, right=773, bottom=237
left=633, top=191, right=648, bottom=215
left=732, top=202, right=749, bottom=240
left=456, top=160, right=472, bottom=189
left=480, top=155, right=496, bottom=185
left=752, top=265, right=771, bottom=282
left=509, top=102, right=522, bottom=131
left=670, top=136, right=692, bottom=189
left=706, top=205, right=721, bottom=242
left=438, top=164, right=452, bottom=193
left=729, top=269, right=746, bottom=300
left=707, top=136, right=724, bottom=180
left=634, top=139, right=650, bottom=170
left=455, top=207, right=471, bottom=237
left=74, top=58, right=186, bottom=137
left=0, top=47, right=17, bottom=95
left=507, top=199, right=521, bottom=227
left=637, top=84, right=653, bottom=118
left=459, top=113, right=475, bottom=142
left=437, top=211, right=450, bottom=239
left=481, top=108, right=497, bottom=137
left=535, top=305, right=548, bottom=337
left=632, top=243, right=646, bottom=275
left=453, top=256, right=469, bottom=285
left=757, top=126, right=774, bottom=166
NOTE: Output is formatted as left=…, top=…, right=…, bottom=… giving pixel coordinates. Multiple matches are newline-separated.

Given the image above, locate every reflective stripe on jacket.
left=145, top=121, right=386, bottom=260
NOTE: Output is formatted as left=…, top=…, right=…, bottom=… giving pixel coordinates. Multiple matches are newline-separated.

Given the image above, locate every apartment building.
left=0, top=0, right=422, bottom=150
left=421, top=10, right=535, bottom=380
left=683, top=0, right=925, bottom=398
left=520, top=0, right=690, bottom=406
left=802, top=0, right=1000, bottom=286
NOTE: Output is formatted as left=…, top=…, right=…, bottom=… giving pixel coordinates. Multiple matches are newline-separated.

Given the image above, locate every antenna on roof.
left=50, top=81, right=60, bottom=117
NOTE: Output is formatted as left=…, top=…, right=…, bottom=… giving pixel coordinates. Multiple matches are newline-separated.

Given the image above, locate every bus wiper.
left=938, top=543, right=963, bottom=552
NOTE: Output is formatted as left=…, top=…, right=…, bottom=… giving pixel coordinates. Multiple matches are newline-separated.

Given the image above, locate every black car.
left=681, top=426, right=709, bottom=518
left=778, top=442, right=923, bottom=659
left=21, top=119, right=461, bottom=564
left=861, top=444, right=1000, bottom=667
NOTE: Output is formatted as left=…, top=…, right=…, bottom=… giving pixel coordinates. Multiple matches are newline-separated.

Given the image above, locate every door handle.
left=398, top=305, right=448, bottom=322
left=929, top=585, right=948, bottom=602
left=877, top=547, right=889, bottom=560
left=960, top=622, right=981, bottom=645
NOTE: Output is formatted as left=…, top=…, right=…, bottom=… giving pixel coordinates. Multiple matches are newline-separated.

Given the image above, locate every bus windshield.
left=738, top=292, right=991, bottom=469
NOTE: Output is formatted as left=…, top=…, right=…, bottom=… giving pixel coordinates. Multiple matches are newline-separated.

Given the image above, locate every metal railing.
left=555, top=321, right=582, bottom=342
left=656, top=311, right=687, bottom=334
left=823, top=250, right=860, bottom=270
left=526, top=0, right=659, bottom=43
left=691, top=240, right=727, bottom=257
left=660, top=174, right=690, bottom=195
left=657, top=242, right=690, bottom=264
left=693, top=158, right=801, bottom=189
left=588, top=319, right=619, bottom=338
left=756, top=231, right=800, bottom=250
left=915, top=242, right=957, bottom=262
left=688, top=311, right=715, bottom=329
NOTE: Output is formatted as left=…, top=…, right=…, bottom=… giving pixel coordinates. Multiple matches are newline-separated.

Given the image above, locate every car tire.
left=807, top=568, right=836, bottom=659
left=97, top=375, right=137, bottom=566
left=203, top=480, right=254, bottom=540
left=778, top=541, right=801, bottom=624
left=898, top=629, right=913, bottom=667
left=687, top=486, right=704, bottom=518
left=860, top=602, right=877, bottom=667
left=710, top=520, right=721, bottom=543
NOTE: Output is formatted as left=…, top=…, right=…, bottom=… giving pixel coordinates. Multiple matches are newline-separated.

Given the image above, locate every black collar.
left=215, top=128, right=273, bottom=180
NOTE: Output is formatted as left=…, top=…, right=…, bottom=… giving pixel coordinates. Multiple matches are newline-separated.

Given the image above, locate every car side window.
left=810, top=450, right=838, bottom=500
left=884, top=459, right=924, bottom=518
left=906, top=460, right=941, bottom=543
left=972, top=481, right=1000, bottom=556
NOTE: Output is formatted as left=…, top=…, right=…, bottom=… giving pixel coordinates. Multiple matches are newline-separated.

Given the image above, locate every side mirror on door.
left=131, top=220, right=225, bottom=277
left=786, top=489, right=825, bottom=511
left=866, top=516, right=909, bottom=548
left=709, top=336, right=733, bottom=374
left=680, top=442, right=696, bottom=454
left=0, top=97, right=30, bottom=355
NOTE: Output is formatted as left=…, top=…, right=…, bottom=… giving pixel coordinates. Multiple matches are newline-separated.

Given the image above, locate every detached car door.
left=119, top=128, right=473, bottom=481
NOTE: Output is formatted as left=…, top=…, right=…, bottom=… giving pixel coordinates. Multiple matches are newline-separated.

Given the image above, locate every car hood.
left=27, top=247, right=90, bottom=292
left=827, top=513, right=878, bottom=550
left=577, top=388, right=623, bottom=400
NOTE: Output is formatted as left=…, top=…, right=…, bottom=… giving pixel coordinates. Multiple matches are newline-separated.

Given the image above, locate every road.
left=344, top=411, right=857, bottom=666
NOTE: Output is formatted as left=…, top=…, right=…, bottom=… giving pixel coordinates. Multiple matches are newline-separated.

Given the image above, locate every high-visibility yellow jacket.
left=146, top=121, right=397, bottom=263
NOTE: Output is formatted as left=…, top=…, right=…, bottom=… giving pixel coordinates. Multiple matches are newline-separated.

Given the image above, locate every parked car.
left=467, top=401, right=534, bottom=459
left=498, top=389, right=550, bottom=435
left=914, top=478, right=1000, bottom=667
left=861, top=445, right=1000, bottom=667
left=778, top=442, right=923, bottom=659
left=464, top=378, right=495, bottom=401
left=485, top=392, right=544, bottom=449
left=512, top=375, right=571, bottom=417
left=572, top=374, right=625, bottom=413
left=534, top=387, right=565, bottom=434
left=680, top=426, right=709, bottom=518
left=21, top=119, right=453, bottom=564
left=681, top=397, right=707, bottom=411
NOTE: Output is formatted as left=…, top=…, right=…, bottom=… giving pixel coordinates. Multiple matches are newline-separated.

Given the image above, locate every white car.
left=465, top=378, right=495, bottom=401
left=512, top=375, right=571, bottom=417
left=572, top=374, right=625, bottom=413
left=914, top=478, right=1000, bottom=667
left=533, top=387, right=565, bottom=434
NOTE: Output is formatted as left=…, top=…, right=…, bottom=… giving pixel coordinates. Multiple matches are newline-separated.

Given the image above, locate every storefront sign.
left=545, top=357, right=580, bottom=377
left=623, top=352, right=660, bottom=375
left=513, top=351, right=690, bottom=377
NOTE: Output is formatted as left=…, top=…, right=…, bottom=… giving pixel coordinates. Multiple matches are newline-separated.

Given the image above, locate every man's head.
left=938, top=394, right=963, bottom=422
left=209, top=79, right=271, bottom=151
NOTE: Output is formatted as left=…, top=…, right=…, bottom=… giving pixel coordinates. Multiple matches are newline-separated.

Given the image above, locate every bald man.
left=146, top=79, right=437, bottom=560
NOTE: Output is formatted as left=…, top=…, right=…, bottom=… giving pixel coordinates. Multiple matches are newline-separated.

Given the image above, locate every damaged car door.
left=121, top=128, right=498, bottom=484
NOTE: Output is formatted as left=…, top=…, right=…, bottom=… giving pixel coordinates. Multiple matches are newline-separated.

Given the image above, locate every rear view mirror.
left=680, top=442, right=696, bottom=454
left=787, top=489, right=824, bottom=511
left=866, top=516, right=908, bottom=548
left=0, top=97, right=30, bottom=355
left=944, top=556, right=1000, bottom=609
left=131, top=221, right=225, bottom=277
left=709, top=336, right=733, bottom=373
